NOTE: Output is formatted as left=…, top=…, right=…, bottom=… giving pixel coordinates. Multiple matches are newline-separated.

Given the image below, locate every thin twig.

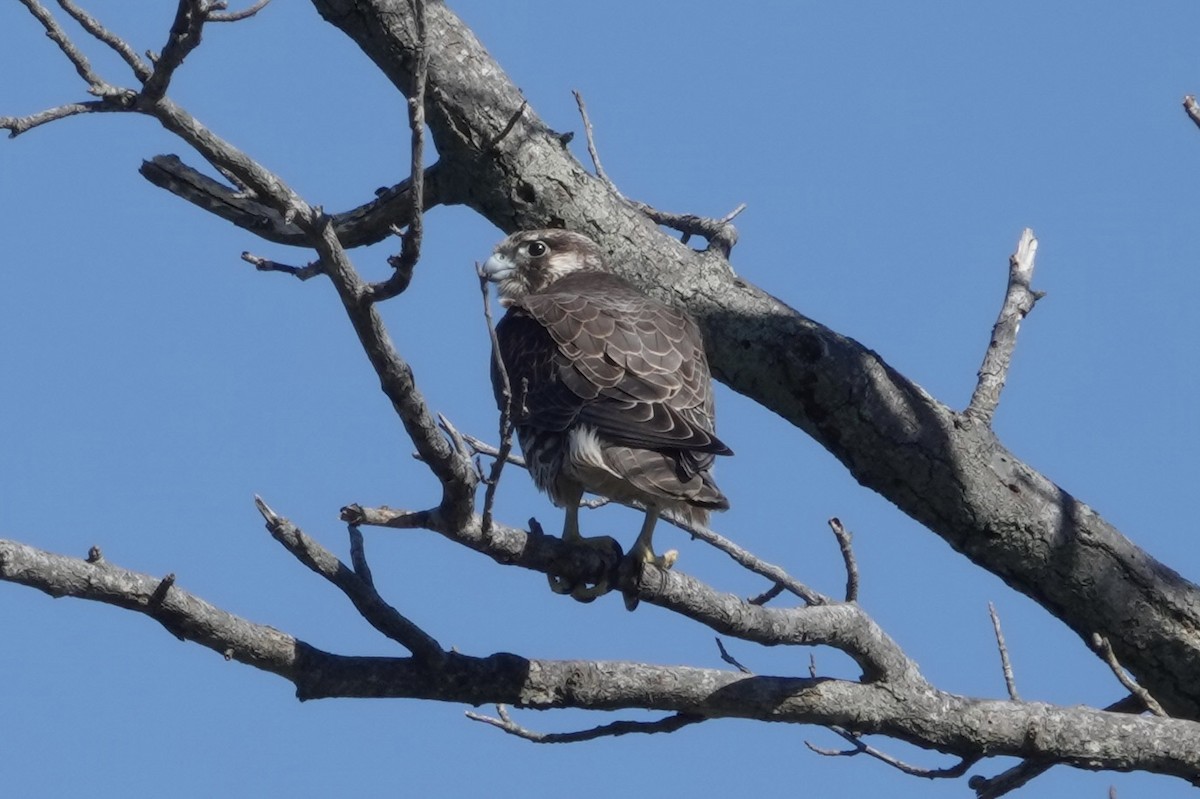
left=965, top=228, right=1041, bottom=425
left=632, top=200, right=743, bottom=257
left=466, top=704, right=705, bottom=743
left=254, top=496, right=444, bottom=662
left=1184, top=95, right=1200, bottom=132
left=18, top=0, right=109, bottom=88
left=747, top=582, right=785, bottom=606
left=715, top=637, right=751, bottom=674
left=241, top=251, right=323, bottom=280
left=477, top=267, right=517, bottom=536
left=207, top=0, right=272, bottom=22
left=461, top=433, right=526, bottom=467
left=1, top=101, right=117, bottom=137
left=347, top=525, right=374, bottom=588
left=56, top=0, right=152, bottom=80
left=807, top=727, right=979, bottom=778
left=482, top=100, right=527, bottom=152
left=572, top=89, right=624, bottom=199
left=988, top=602, right=1019, bottom=700
left=828, top=517, right=859, bottom=602
left=1091, top=633, right=1168, bottom=717
left=372, top=0, right=428, bottom=300
left=666, top=513, right=828, bottom=605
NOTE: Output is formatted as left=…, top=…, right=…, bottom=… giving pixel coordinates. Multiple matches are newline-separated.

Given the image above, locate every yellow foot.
left=621, top=547, right=679, bottom=611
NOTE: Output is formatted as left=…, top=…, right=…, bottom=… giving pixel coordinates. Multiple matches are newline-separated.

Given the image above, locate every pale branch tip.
left=572, top=89, right=624, bottom=200
left=206, top=0, right=273, bottom=23
left=1185, top=95, right=1200, bottom=131
left=988, top=602, right=1020, bottom=701
left=965, top=227, right=1041, bottom=425
left=241, top=251, right=323, bottom=280
left=253, top=494, right=279, bottom=525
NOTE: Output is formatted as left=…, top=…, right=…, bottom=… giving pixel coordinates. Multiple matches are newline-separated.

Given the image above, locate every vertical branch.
left=965, top=229, right=1041, bottom=425
left=478, top=270, right=517, bottom=536
left=373, top=0, right=428, bottom=300
left=988, top=602, right=1019, bottom=701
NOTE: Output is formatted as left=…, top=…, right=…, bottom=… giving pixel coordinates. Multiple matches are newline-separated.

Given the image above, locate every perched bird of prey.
left=482, top=229, right=731, bottom=607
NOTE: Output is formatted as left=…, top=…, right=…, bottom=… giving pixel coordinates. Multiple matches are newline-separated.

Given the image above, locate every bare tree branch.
left=3, top=536, right=1199, bottom=782
left=966, top=227, right=1041, bottom=424
left=1, top=100, right=120, bottom=137
left=989, top=602, right=1020, bottom=701
left=807, top=727, right=979, bottom=779
left=241, top=251, right=323, bottom=280
left=715, top=638, right=751, bottom=674
left=1184, top=95, right=1200, bottom=132
left=969, top=694, right=1150, bottom=798
left=466, top=704, right=706, bottom=743
left=18, top=0, right=109, bottom=89
left=477, top=269, right=517, bottom=537
left=254, top=496, right=444, bottom=662
left=207, top=0, right=272, bottom=23
left=1091, top=633, right=1168, bottom=717
left=370, top=0, right=428, bottom=301
left=828, top=517, right=859, bottom=602
left=56, top=0, right=152, bottom=80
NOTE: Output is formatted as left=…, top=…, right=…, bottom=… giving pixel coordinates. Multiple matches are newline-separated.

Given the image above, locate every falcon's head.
left=482, top=229, right=605, bottom=306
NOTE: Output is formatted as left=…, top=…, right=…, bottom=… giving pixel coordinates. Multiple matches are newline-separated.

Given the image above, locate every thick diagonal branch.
left=309, top=0, right=1200, bottom=720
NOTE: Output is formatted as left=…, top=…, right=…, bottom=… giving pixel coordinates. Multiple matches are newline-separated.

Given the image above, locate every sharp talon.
left=570, top=578, right=609, bottom=603
left=546, top=534, right=621, bottom=601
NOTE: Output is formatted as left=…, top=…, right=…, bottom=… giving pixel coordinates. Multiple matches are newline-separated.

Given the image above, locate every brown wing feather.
left=515, top=272, right=730, bottom=456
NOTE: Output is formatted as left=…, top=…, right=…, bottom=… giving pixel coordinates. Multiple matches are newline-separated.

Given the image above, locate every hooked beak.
left=481, top=252, right=516, bottom=306
left=481, top=252, right=515, bottom=283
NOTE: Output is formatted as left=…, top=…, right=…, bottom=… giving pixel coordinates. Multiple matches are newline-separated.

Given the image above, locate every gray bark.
left=307, top=0, right=1200, bottom=719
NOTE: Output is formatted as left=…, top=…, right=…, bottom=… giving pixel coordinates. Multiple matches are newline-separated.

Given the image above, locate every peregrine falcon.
left=482, top=230, right=731, bottom=608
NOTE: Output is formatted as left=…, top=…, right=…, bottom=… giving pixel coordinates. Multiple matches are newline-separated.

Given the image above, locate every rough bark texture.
left=3, top=536, right=1198, bottom=782
left=5, top=1, right=1200, bottom=792
left=307, top=0, right=1200, bottom=719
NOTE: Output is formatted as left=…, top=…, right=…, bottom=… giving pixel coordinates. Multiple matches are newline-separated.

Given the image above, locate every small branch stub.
left=966, top=228, right=1040, bottom=425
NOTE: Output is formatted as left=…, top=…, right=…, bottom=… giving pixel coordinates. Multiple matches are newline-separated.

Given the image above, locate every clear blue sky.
left=2, top=3, right=1198, bottom=797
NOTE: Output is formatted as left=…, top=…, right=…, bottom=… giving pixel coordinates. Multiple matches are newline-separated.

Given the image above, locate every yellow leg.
left=623, top=508, right=677, bottom=611
left=629, top=509, right=677, bottom=569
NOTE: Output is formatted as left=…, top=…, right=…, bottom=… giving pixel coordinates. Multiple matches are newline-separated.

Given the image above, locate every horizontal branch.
left=343, top=503, right=922, bottom=684
left=2, top=537, right=1198, bottom=782
left=138, top=155, right=448, bottom=248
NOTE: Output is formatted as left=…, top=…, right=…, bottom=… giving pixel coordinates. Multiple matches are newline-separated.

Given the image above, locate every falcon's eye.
left=526, top=240, right=548, bottom=258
